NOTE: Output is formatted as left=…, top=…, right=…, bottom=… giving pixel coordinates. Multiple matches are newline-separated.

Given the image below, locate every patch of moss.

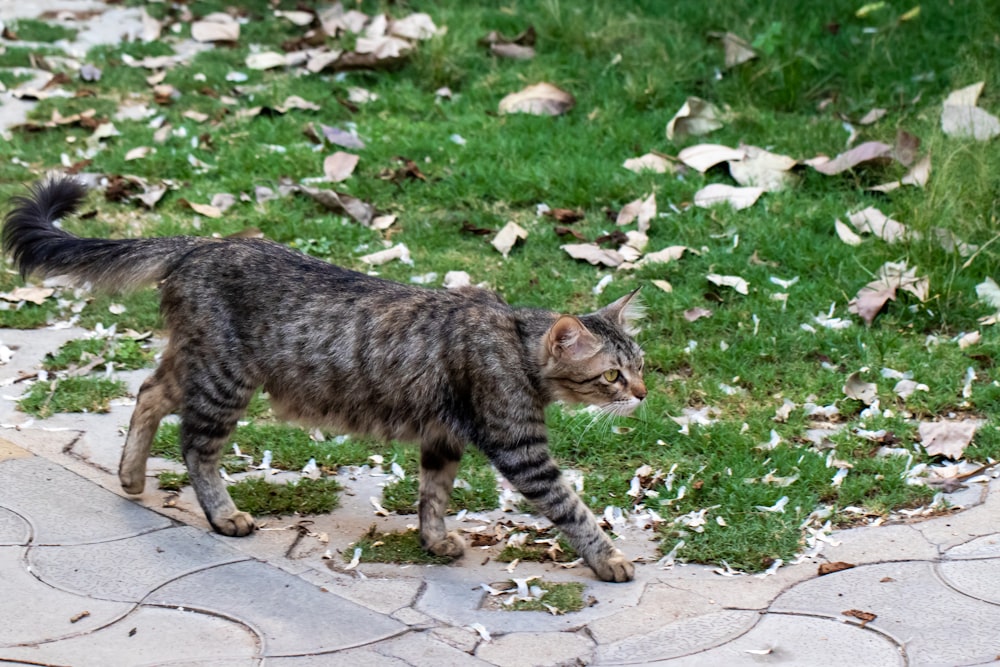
left=505, top=581, right=586, bottom=614
left=19, top=377, right=128, bottom=417
left=350, top=525, right=454, bottom=565
left=228, top=476, right=340, bottom=516
left=43, top=337, right=153, bottom=371
left=157, top=471, right=189, bottom=491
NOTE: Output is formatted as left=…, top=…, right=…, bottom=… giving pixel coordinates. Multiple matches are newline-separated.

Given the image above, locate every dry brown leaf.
left=275, top=10, right=315, bottom=27
left=868, top=154, right=931, bottom=193
left=856, top=108, right=887, bottom=125
left=544, top=208, right=585, bottom=224
left=498, top=82, right=575, bottom=116
left=848, top=262, right=929, bottom=326
left=389, top=13, right=438, bottom=40
left=944, top=81, right=985, bottom=107
left=183, top=200, right=223, bottom=218
left=360, top=243, right=411, bottom=266
left=638, top=246, right=688, bottom=266
left=191, top=13, right=240, bottom=42
left=666, top=97, right=723, bottom=141
left=677, top=144, right=745, bottom=173
left=684, top=307, right=713, bottom=322
left=846, top=207, right=913, bottom=243
left=491, top=43, right=536, bottom=59
left=651, top=279, right=673, bottom=293
left=716, top=32, right=757, bottom=68
left=818, top=561, right=856, bottom=576
left=0, top=286, right=55, bottom=305
left=561, top=243, right=623, bottom=268
left=693, top=184, right=763, bottom=210
left=810, top=141, right=893, bottom=175
left=492, top=221, right=528, bottom=258
left=124, top=146, right=152, bottom=161
left=842, top=609, right=877, bottom=627
left=919, top=421, right=978, bottom=460
left=727, top=145, right=797, bottom=192
left=622, top=153, right=672, bottom=174
left=615, top=193, right=656, bottom=231
left=300, top=186, right=374, bottom=226
left=323, top=152, right=360, bottom=182
left=843, top=372, right=878, bottom=404
left=941, top=105, right=1000, bottom=141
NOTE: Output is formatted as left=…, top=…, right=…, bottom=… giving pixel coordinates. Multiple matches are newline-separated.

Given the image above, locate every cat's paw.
left=119, top=472, right=145, bottom=495
left=592, top=550, right=635, bottom=582
left=211, top=510, right=256, bottom=537
left=427, top=531, right=465, bottom=558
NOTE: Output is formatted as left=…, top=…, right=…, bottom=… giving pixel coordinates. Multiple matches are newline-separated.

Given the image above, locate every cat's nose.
left=634, top=381, right=647, bottom=400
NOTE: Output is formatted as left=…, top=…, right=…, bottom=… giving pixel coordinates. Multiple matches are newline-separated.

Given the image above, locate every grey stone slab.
left=431, top=625, right=482, bottom=653
left=937, top=559, right=1000, bottom=605
left=0, top=546, right=133, bottom=647
left=587, top=582, right=720, bottom=645
left=914, top=500, right=1000, bottom=550
left=820, top=523, right=938, bottom=565
left=644, top=613, right=903, bottom=667
left=658, top=562, right=813, bottom=610
left=594, top=610, right=759, bottom=664
left=0, top=604, right=259, bottom=667
left=771, top=561, right=1000, bottom=666
left=29, top=525, right=249, bottom=602
left=0, top=506, right=30, bottom=545
left=323, top=576, right=425, bottom=615
left=265, top=648, right=408, bottom=667
left=475, top=631, right=594, bottom=667
left=0, top=457, right=171, bottom=545
left=943, top=533, right=1000, bottom=560
left=147, top=560, right=406, bottom=657
left=377, top=631, right=493, bottom=667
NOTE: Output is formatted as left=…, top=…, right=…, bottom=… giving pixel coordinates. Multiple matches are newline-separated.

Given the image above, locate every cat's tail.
left=3, top=178, right=207, bottom=292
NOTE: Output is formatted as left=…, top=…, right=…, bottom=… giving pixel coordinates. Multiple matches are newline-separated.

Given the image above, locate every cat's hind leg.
left=418, top=438, right=465, bottom=558
left=119, top=347, right=182, bottom=494
left=180, top=366, right=257, bottom=537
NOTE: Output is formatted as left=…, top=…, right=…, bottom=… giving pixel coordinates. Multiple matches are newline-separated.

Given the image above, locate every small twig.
left=961, top=231, right=1000, bottom=270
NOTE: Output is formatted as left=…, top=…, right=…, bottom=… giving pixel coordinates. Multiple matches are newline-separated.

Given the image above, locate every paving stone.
left=0, top=437, right=31, bottom=460
left=0, top=457, right=171, bottom=545
left=914, top=501, right=1000, bottom=550
left=324, top=575, right=425, bottom=615
left=267, top=648, right=408, bottom=666
left=937, top=559, right=1000, bottom=605
left=29, top=526, right=248, bottom=602
left=377, top=631, right=494, bottom=666
left=593, top=610, right=759, bottom=664
left=771, top=561, right=1000, bottom=666
left=943, top=533, right=1000, bottom=560
left=431, top=625, right=482, bottom=653
left=146, top=560, right=406, bottom=657
left=0, top=506, right=30, bottom=545
left=820, top=523, right=938, bottom=565
left=659, top=562, right=814, bottom=610
left=475, top=631, right=594, bottom=667
left=0, top=604, right=259, bottom=666
left=0, top=546, right=133, bottom=647
left=586, top=582, right=719, bottom=645
left=391, top=606, right=435, bottom=627
left=646, top=613, right=903, bottom=666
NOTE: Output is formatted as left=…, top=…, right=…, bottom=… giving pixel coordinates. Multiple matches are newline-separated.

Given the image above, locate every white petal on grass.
left=894, top=379, right=929, bottom=399
left=957, top=331, right=981, bottom=349
left=443, top=271, right=472, bottom=289
left=191, top=14, right=240, bottom=42
left=756, top=429, right=782, bottom=451
left=769, top=275, right=799, bottom=289
left=694, top=184, right=764, bottom=211
left=831, top=468, right=849, bottom=487
left=360, top=243, right=412, bottom=266
left=246, top=52, right=287, bottom=70
left=677, top=144, right=744, bottom=173
left=755, top=496, right=789, bottom=513
left=857, top=108, right=888, bottom=125
left=491, top=222, right=528, bottom=258
left=707, top=273, right=749, bottom=295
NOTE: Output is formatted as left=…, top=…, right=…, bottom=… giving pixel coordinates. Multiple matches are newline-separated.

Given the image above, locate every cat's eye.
left=602, top=369, right=620, bottom=382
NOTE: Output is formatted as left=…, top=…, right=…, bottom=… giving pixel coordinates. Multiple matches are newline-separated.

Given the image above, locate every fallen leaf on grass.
left=561, top=244, right=623, bottom=268
left=192, top=13, right=240, bottom=42
left=492, top=222, right=528, bottom=258
left=491, top=43, right=535, bottom=60
left=180, top=200, right=223, bottom=219
left=958, top=331, right=981, bottom=349
left=623, top=153, right=673, bottom=174
left=684, top=307, right=712, bottom=322
left=638, top=246, right=689, bottom=266
left=246, top=52, right=288, bottom=70
left=694, top=184, right=764, bottom=210
left=543, top=208, right=584, bottom=224
left=834, top=219, right=863, bottom=246
left=711, top=32, right=757, bottom=68
left=707, top=274, right=749, bottom=295
left=846, top=207, right=913, bottom=243
left=666, top=97, right=723, bottom=140
left=893, top=379, right=929, bottom=399
left=360, top=243, right=412, bottom=266
left=856, top=108, right=887, bottom=125
left=848, top=262, right=929, bottom=326
left=976, top=277, right=1000, bottom=324
left=651, top=280, right=673, bottom=293
left=324, top=152, right=360, bottom=182
left=300, top=186, right=374, bottom=226
left=677, top=144, right=744, bottom=173
left=0, top=286, right=54, bottom=305
left=728, top=145, right=797, bottom=191
left=498, top=83, right=575, bottom=116
left=941, top=81, right=1000, bottom=141
left=809, top=141, right=893, bottom=175
left=124, top=146, right=152, bottom=161
left=843, top=372, right=878, bottom=405
left=920, top=421, right=978, bottom=459
left=274, top=9, right=314, bottom=26
left=868, top=154, right=931, bottom=193
left=616, top=194, right=656, bottom=230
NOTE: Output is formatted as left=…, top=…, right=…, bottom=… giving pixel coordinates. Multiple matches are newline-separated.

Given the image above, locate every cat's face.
left=539, top=291, right=647, bottom=415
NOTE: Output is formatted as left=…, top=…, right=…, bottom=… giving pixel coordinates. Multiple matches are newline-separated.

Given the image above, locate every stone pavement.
left=2, top=331, right=1000, bottom=667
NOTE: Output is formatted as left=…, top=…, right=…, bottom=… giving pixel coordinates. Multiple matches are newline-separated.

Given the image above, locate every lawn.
left=2, top=0, right=998, bottom=571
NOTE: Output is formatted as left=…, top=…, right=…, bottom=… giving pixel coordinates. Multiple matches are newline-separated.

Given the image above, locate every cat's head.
left=538, top=289, right=646, bottom=415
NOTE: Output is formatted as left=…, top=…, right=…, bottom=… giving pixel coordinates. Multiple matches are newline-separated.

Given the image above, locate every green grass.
left=504, top=581, right=586, bottom=614
left=7, top=19, right=77, bottom=43
left=350, top=526, right=455, bottom=565
left=2, top=0, right=999, bottom=570
left=43, top=337, right=154, bottom=371
left=19, top=377, right=128, bottom=418
left=157, top=471, right=189, bottom=491
left=496, top=527, right=577, bottom=564
left=381, top=450, right=500, bottom=513
left=228, top=476, right=340, bottom=516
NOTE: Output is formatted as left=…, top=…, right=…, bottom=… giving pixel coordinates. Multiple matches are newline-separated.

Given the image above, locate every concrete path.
left=2, top=330, right=1000, bottom=667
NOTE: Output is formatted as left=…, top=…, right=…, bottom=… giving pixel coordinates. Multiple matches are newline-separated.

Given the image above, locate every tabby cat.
left=4, top=179, right=646, bottom=582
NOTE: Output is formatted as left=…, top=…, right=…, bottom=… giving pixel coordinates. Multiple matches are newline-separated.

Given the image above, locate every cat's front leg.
left=488, top=440, right=634, bottom=582
left=418, top=445, right=465, bottom=558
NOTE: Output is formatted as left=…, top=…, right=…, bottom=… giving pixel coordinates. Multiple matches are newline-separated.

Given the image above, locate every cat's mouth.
left=601, top=396, right=643, bottom=417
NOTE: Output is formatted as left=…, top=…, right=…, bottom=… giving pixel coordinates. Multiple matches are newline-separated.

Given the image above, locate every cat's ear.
left=546, top=316, right=601, bottom=361
left=598, top=288, right=644, bottom=335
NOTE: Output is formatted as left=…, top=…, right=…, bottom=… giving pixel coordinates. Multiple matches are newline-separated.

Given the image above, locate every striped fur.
left=3, top=178, right=646, bottom=582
